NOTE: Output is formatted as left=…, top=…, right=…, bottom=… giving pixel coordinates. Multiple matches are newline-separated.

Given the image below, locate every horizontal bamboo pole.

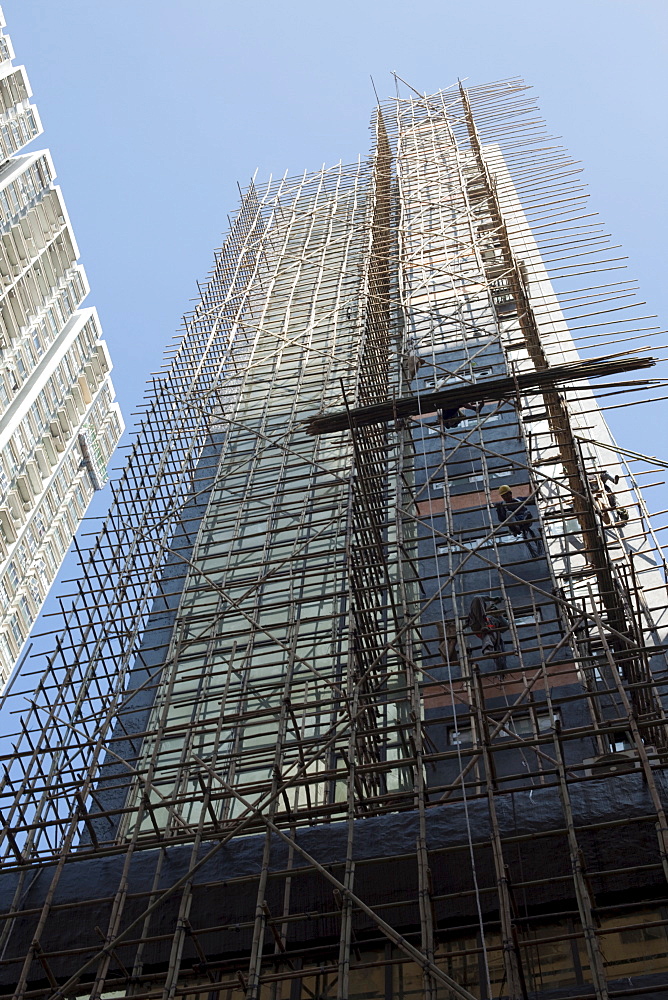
left=305, top=354, right=657, bottom=435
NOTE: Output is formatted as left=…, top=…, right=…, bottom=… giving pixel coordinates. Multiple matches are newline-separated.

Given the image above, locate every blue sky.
left=1, top=0, right=667, bottom=679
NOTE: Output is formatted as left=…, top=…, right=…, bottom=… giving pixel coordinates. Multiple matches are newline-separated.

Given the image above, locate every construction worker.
left=437, top=401, right=483, bottom=429
left=466, top=597, right=509, bottom=669
left=590, top=470, right=629, bottom=525
left=494, top=484, right=542, bottom=558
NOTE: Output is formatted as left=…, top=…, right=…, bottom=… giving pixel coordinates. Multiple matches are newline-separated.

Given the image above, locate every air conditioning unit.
left=49, top=420, right=65, bottom=451
left=583, top=751, right=642, bottom=777
left=41, top=435, right=57, bottom=466
left=64, top=396, right=78, bottom=425
left=77, top=374, right=92, bottom=405
left=78, top=433, right=104, bottom=491
left=6, top=490, right=25, bottom=524
left=11, top=225, right=28, bottom=261
left=56, top=407, right=71, bottom=436
left=70, top=385, right=86, bottom=413
left=25, top=461, right=42, bottom=495
left=19, top=216, right=32, bottom=241
left=95, top=341, right=111, bottom=374
left=84, top=363, right=98, bottom=391
left=15, top=475, right=33, bottom=506
left=0, top=506, right=16, bottom=543
left=2, top=233, right=17, bottom=267
left=33, top=447, right=50, bottom=479
left=43, top=193, right=58, bottom=226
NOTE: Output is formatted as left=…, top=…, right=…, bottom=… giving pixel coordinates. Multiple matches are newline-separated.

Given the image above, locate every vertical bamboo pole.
left=472, top=667, right=526, bottom=1000
left=551, top=723, right=609, bottom=1000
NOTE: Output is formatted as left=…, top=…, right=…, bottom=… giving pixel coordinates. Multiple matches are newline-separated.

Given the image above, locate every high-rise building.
left=1, top=80, right=668, bottom=1000
left=0, top=8, right=123, bottom=684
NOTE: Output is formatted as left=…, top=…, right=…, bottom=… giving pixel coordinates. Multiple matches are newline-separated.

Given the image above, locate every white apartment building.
left=0, top=8, right=123, bottom=684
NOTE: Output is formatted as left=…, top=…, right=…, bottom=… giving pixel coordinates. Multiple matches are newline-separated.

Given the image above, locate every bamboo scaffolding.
left=1, top=77, right=668, bottom=1000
